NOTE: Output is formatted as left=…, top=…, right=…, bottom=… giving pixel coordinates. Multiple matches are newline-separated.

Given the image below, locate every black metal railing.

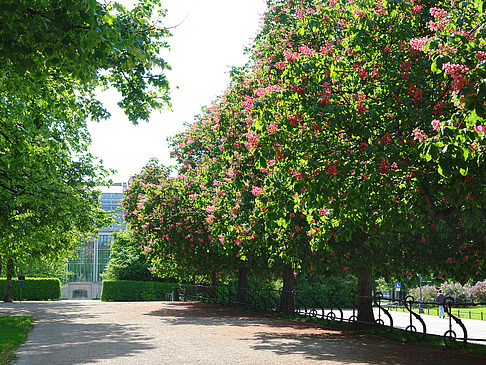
left=175, top=284, right=485, bottom=349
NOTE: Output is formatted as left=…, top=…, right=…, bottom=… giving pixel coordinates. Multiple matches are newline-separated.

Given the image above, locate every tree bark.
left=237, top=266, right=249, bottom=304
left=192, top=274, right=196, bottom=299
left=3, top=258, right=14, bottom=303
left=357, top=267, right=374, bottom=325
left=280, top=263, right=295, bottom=313
left=210, top=271, right=217, bottom=299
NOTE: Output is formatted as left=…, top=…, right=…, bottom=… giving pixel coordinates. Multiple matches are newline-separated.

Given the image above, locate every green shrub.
left=101, top=280, right=178, bottom=301
left=295, top=275, right=358, bottom=309
left=0, top=278, right=61, bottom=300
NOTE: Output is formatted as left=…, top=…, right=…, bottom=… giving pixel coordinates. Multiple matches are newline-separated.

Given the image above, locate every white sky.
left=88, top=0, right=267, bottom=182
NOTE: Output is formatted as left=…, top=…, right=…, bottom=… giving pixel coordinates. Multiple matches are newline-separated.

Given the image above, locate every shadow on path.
left=0, top=302, right=155, bottom=365
left=146, top=302, right=486, bottom=365
left=14, top=322, right=154, bottom=365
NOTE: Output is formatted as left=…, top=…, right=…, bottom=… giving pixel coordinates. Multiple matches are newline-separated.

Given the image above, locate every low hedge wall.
left=0, top=278, right=61, bottom=300
left=101, top=280, right=178, bottom=301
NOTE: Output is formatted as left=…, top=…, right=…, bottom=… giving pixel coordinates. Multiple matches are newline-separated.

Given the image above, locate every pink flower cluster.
left=318, top=208, right=330, bottom=216
left=442, top=62, right=470, bottom=91
left=374, top=0, right=386, bottom=15
left=320, top=82, right=331, bottom=104
left=412, top=5, right=422, bottom=14
left=473, top=125, right=485, bottom=134
left=410, top=37, right=430, bottom=52
left=251, top=185, right=264, bottom=197
left=430, top=7, right=448, bottom=19
left=267, top=121, right=279, bottom=134
left=354, top=8, right=366, bottom=17
left=283, top=49, right=298, bottom=62
left=299, top=45, right=315, bottom=56
left=412, top=128, right=427, bottom=143
left=245, top=132, right=260, bottom=149
left=431, top=119, right=442, bottom=131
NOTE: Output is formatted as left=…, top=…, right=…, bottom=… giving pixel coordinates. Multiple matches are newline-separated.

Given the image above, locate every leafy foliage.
left=100, top=280, right=177, bottom=301
left=125, top=0, right=485, bottom=319
left=0, top=0, right=172, bottom=300
left=103, top=228, right=161, bottom=281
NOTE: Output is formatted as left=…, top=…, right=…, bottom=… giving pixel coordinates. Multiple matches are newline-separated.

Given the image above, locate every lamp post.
left=418, top=276, right=433, bottom=314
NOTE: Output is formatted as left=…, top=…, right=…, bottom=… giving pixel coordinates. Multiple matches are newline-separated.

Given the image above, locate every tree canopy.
left=0, top=0, right=172, bottom=300
left=124, top=0, right=485, bottom=320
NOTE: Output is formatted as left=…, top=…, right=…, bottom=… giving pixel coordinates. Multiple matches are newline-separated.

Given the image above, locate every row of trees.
left=124, top=0, right=485, bottom=321
left=0, top=0, right=172, bottom=301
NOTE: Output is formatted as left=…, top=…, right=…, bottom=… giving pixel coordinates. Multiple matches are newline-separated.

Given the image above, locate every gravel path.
left=0, top=300, right=485, bottom=364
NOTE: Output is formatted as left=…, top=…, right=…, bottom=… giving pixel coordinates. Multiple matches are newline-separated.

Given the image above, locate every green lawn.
left=382, top=305, right=486, bottom=321
left=0, top=316, right=34, bottom=364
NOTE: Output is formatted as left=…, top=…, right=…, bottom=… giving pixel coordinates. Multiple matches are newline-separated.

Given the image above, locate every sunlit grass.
left=381, top=305, right=486, bottom=320
left=0, top=316, right=33, bottom=364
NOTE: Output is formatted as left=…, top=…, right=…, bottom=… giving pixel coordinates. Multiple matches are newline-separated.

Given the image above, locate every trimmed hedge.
left=0, top=278, right=61, bottom=300
left=101, top=280, right=178, bottom=301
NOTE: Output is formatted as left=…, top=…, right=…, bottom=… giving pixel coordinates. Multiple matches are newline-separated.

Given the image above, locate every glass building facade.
left=65, top=183, right=127, bottom=283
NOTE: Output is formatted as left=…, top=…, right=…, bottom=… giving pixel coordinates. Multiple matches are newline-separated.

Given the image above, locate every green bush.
left=0, top=278, right=61, bottom=300
left=295, top=275, right=358, bottom=309
left=101, top=280, right=178, bottom=301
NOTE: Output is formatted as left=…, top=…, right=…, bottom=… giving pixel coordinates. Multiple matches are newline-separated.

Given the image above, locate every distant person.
left=435, top=289, right=446, bottom=318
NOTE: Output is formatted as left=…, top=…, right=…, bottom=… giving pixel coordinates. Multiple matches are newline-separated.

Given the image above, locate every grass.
left=382, top=305, right=486, bottom=321
left=0, top=316, right=34, bottom=364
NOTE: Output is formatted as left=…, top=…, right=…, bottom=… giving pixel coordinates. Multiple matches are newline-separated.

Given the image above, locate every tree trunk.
left=192, top=274, right=196, bottom=299
left=237, top=266, right=249, bottom=304
left=280, top=263, right=295, bottom=313
left=3, top=258, right=14, bottom=303
left=210, top=271, right=217, bottom=299
left=357, top=267, right=374, bottom=325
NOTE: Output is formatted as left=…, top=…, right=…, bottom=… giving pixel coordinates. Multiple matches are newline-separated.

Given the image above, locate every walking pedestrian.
left=436, top=289, right=446, bottom=318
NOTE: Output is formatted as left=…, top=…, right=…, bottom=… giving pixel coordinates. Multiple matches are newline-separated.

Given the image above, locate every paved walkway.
left=0, top=300, right=485, bottom=364
left=308, top=309, right=486, bottom=345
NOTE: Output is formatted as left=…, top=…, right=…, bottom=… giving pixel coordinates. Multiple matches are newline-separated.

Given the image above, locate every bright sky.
left=88, top=0, right=267, bottom=183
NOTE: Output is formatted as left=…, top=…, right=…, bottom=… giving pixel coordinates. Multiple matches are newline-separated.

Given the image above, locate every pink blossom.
left=245, top=132, right=260, bottom=149
left=251, top=185, right=264, bottom=197
left=442, top=62, right=470, bottom=91
left=292, top=169, right=303, bottom=179
left=410, top=37, right=430, bottom=52
left=475, top=51, right=486, bottom=61
left=283, top=49, right=298, bottom=62
left=412, top=5, right=422, bottom=14
left=299, top=45, right=315, bottom=56
left=354, top=8, right=366, bottom=17
left=320, top=82, right=331, bottom=104
left=318, top=208, right=330, bottom=216
left=374, top=0, right=386, bottom=14
left=473, top=125, right=486, bottom=134
left=412, top=128, right=427, bottom=143
left=431, top=119, right=442, bottom=131
left=428, top=20, right=445, bottom=32
left=430, top=7, right=448, bottom=19
left=267, top=121, right=279, bottom=134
